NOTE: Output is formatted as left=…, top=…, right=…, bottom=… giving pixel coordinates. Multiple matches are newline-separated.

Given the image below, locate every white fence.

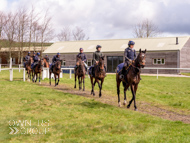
left=143, top=67, right=190, bottom=79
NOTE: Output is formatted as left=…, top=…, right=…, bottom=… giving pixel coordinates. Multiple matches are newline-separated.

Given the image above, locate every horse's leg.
left=54, top=74, right=57, bottom=87
left=57, top=73, right=60, bottom=85
left=90, top=77, right=95, bottom=96
left=117, top=78, right=121, bottom=107
left=133, top=84, right=138, bottom=111
left=127, top=85, right=135, bottom=109
left=83, top=75, right=85, bottom=91
left=35, top=73, right=37, bottom=83
left=39, top=72, right=41, bottom=84
left=99, top=78, right=104, bottom=98
left=78, top=76, right=81, bottom=90
left=49, top=71, right=51, bottom=85
left=123, top=83, right=129, bottom=106
left=74, top=73, right=77, bottom=88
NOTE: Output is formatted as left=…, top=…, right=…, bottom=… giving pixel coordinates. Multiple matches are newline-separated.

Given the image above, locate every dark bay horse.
left=32, top=59, right=44, bottom=84
left=49, top=61, right=61, bottom=86
left=89, top=56, right=106, bottom=97
left=25, top=57, right=33, bottom=81
left=74, top=56, right=86, bottom=91
left=43, top=58, right=49, bottom=68
left=116, top=49, right=146, bottom=111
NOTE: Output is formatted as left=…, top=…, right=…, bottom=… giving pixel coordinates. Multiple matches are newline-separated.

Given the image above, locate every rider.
left=120, top=40, right=136, bottom=79
left=91, top=45, right=106, bottom=76
left=76, top=48, right=87, bottom=71
left=44, top=54, right=50, bottom=63
left=32, top=52, right=40, bottom=70
left=50, top=52, right=60, bottom=72
left=24, top=52, right=31, bottom=68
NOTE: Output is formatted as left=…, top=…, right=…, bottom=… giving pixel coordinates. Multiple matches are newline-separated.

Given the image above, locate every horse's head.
left=39, top=59, right=44, bottom=70
left=136, top=49, right=147, bottom=68
left=99, top=55, right=105, bottom=71
left=56, top=60, right=61, bottom=69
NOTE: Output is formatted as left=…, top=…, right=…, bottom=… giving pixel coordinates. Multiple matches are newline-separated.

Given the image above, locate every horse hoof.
left=123, top=100, right=127, bottom=106
left=74, top=86, right=76, bottom=89
left=118, top=102, right=121, bottom=107
left=134, top=108, right=138, bottom=111
left=127, top=105, right=130, bottom=108
left=99, top=94, right=102, bottom=98
left=83, top=89, right=85, bottom=91
left=93, top=93, right=95, bottom=96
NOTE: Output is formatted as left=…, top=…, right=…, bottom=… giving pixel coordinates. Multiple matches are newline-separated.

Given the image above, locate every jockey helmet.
left=80, top=48, right=83, bottom=51
left=37, top=52, right=40, bottom=56
left=57, top=52, right=60, bottom=55
left=128, top=41, right=135, bottom=46
left=96, top=45, right=102, bottom=50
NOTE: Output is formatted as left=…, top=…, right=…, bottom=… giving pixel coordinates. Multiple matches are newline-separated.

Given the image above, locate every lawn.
left=43, top=72, right=190, bottom=114
left=0, top=70, right=190, bottom=142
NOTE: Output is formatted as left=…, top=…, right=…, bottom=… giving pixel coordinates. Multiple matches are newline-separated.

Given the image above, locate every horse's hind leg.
left=49, top=72, right=51, bottom=85
left=74, top=74, right=77, bottom=88
left=35, top=74, right=37, bottom=83
left=57, top=74, right=60, bottom=85
left=117, top=78, right=121, bottom=107
left=83, top=75, right=85, bottom=91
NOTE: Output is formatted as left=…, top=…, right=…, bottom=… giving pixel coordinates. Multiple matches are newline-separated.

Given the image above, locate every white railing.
left=143, top=67, right=190, bottom=79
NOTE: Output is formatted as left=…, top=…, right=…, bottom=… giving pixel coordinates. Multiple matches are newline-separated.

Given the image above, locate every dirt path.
left=40, top=82, right=190, bottom=124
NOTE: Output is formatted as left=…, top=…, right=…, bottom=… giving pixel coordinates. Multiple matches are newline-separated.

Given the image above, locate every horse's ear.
left=139, top=49, right=141, bottom=53
left=144, top=49, right=147, bottom=53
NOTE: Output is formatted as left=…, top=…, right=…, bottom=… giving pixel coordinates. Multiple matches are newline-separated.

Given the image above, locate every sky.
left=1, top=0, right=190, bottom=41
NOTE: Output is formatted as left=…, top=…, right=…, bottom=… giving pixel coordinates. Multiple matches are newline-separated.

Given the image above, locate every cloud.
left=1, top=0, right=190, bottom=40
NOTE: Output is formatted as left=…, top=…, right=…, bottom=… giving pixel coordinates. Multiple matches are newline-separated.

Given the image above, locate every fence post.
left=23, top=68, right=25, bottom=81
left=10, top=58, right=12, bottom=69
left=60, top=69, right=63, bottom=78
left=19, top=64, right=21, bottom=72
left=70, top=69, right=72, bottom=79
left=157, top=69, right=158, bottom=79
left=10, top=69, right=13, bottom=81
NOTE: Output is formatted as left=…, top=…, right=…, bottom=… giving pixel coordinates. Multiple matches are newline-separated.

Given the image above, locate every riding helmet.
left=80, top=48, right=83, bottom=51
left=37, top=52, right=40, bottom=56
left=128, top=41, right=135, bottom=46
left=96, top=45, right=102, bottom=50
left=57, top=52, right=60, bottom=55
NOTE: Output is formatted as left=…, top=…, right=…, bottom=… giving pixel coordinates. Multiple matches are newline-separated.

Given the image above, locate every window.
left=62, top=60, right=66, bottom=66
left=87, top=59, right=93, bottom=67
left=153, top=59, right=165, bottom=65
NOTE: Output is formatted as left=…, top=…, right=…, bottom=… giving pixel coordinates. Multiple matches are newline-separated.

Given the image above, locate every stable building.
left=43, top=36, right=190, bottom=74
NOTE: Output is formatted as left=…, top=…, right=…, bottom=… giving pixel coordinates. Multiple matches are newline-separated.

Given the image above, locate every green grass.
left=0, top=71, right=190, bottom=142
left=43, top=73, right=190, bottom=114
left=181, top=73, right=190, bottom=76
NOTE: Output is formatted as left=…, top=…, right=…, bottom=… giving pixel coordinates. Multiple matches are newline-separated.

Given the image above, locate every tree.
left=133, top=19, right=160, bottom=38
left=57, top=26, right=71, bottom=41
left=72, top=26, right=89, bottom=41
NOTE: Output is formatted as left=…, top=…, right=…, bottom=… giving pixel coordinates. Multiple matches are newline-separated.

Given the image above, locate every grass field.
left=0, top=70, right=190, bottom=143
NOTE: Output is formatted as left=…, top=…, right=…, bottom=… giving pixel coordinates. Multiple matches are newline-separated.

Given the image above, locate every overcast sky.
left=1, top=0, right=190, bottom=41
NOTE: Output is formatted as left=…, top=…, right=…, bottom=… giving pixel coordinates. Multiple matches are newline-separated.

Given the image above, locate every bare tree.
left=38, top=10, right=54, bottom=55
left=57, top=26, right=71, bottom=41
left=72, top=26, right=89, bottom=41
left=32, top=21, right=40, bottom=52
left=3, top=12, right=18, bottom=63
left=133, top=19, right=160, bottom=38
left=0, top=11, right=6, bottom=49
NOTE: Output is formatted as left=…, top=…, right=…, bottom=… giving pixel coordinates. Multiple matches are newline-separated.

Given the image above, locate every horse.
left=43, top=58, right=49, bottom=68
left=89, top=56, right=106, bottom=98
left=25, top=57, right=33, bottom=81
left=116, top=49, right=146, bottom=111
left=32, top=59, right=44, bottom=84
left=74, top=56, right=86, bottom=91
left=49, top=61, right=61, bottom=86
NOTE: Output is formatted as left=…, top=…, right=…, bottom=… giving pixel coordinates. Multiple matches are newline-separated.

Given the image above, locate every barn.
left=43, top=36, right=190, bottom=74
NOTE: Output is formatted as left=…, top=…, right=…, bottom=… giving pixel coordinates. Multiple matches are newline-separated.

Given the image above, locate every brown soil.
left=39, top=82, right=190, bottom=124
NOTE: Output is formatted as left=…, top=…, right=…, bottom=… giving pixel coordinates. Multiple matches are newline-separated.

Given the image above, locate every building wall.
left=180, top=38, right=190, bottom=73
left=46, top=51, right=179, bottom=74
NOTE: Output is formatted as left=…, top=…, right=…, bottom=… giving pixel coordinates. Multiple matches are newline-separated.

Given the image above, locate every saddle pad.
left=116, top=63, right=124, bottom=75
left=88, top=66, right=93, bottom=75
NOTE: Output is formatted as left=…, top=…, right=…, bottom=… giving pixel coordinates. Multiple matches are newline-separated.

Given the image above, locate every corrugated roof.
left=43, top=36, right=190, bottom=54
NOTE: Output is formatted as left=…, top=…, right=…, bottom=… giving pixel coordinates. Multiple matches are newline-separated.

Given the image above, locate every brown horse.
left=89, top=56, right=106, bottom=97
left=74, top=56, right=86, bottom=91
left=116, top=49, right=146, bottom=111
left=32, top=59, right=44, bottom=84
left=43, top=58, right=49, bottom=68
left=49, top=61, right=61, bottom=86
left=25, top=57, right=33, bottom=81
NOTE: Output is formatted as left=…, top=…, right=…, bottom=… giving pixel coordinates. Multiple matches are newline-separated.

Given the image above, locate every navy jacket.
left=44, top=57, right=49, bottom=62
left=124, top=47, right=136, bottom=62
left=33, top=55, right=39, bottom=62
left=52, top=55, right=60, bottom=63
left=76, top=53, right=87, bottom=62
left=25, top=55, right=30, bottom=61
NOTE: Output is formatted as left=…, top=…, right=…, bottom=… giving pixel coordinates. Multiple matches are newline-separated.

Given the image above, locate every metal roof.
left=43, top=36, right=190, bottom=54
